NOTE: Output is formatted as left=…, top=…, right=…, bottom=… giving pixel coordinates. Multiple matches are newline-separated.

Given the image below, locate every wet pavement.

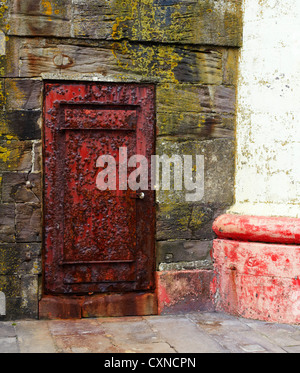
left=1, top=311, right=300, bottom=353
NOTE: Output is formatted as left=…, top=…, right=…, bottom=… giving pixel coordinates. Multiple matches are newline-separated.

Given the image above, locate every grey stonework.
left=0, top=0, right=242, bottom=319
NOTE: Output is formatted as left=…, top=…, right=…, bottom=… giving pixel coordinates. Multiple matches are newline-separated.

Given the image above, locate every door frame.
left=39, top=80, right=158, bottom=318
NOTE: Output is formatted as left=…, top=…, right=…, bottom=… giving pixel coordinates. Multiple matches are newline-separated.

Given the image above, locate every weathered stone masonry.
left=0, top=0, right=242, bottom=319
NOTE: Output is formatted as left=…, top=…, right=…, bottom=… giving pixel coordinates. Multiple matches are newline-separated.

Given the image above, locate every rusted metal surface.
left=43, top=82, right=156, bottom=295
left=39, top=292, right=157, bottom=319
left=82, top=292, right=157, bottom=318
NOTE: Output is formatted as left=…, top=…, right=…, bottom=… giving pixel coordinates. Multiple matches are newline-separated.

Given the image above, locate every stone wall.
left=0, top=0, right=242, bottom=319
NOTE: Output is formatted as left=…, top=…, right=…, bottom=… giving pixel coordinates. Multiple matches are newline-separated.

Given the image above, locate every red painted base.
left=39, top=271, right=216, bottom=319
left=156, top=270, right=215, bottom=314
left=212, top=214, right=300, bottom=324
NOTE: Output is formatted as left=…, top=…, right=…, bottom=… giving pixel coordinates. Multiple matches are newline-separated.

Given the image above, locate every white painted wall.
left=229, top=0, right=300, bottom=218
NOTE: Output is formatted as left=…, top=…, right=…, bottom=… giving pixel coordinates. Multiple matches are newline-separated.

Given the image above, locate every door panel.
left=43, top=83, right=156, bottom=294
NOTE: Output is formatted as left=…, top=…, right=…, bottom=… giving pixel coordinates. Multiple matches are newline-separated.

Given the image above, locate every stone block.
left=76, top=0, right=242, bottom=46
left=173, top=47, right=223, bottom=85
left=5, top=79, right=42, bottom=110
left=213, top=85, right=236, bottom=114
left=222, top=48, right=240, bottom=86
left=8, top=0, right=72, bottom=37
left=155, top=138, right=235, bottom=206
left=0, top=55, right=6, bottom=78
left=0, top=244, right=20, bottom=274
left=156, top=240, right=213, bottom=268
left=190, top=204, right=225, bottom=239
left=20, top=275, right=39, bottom=318
left=0, top=204, right=15, bottom=242
left=111, top=43, right=224, bottom=84
left=0, top=242, right=41, bottom=276
left=32, top=141, right=42, bottom=172
left=15, top=203, right=42, bottom=242
left=157, top=112, right=235, bottom=138
left=18, top=39, right=226, bottom=85
left=2, top=172, right=41, bottom=203
left=5, top=37, right=20, bottom=77
left=156, top=203, right=193, bottom=240
left=72, top=0, right=116, bottom=40
left=0, top=140, right=32, bottom=171
left=157, top=83, right=210, bottom=113
left=18, top=243, right=42, bottom=275
left=2, top=296, right=23, bottom=320
left=0, top=78, right=5, bottom=107
left=0, top=291, right=5, bottom=315
left=6, top=111, right=41, bottom=140
left=156, top=269, right=215, bottom=314
left=213, top=238, right=300, bottom=324
left=156, top=202, right=226, bottom=241
left=18, top=39, right=118, bottom=78
left=157, top=83, right=236, bottom=114
left=0, top=275, right=20, bottom=298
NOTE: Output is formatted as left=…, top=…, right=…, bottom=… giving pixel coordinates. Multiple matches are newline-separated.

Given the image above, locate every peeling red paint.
left=156, top=270, right=215, bottom=315
left=43, top=82, right=156, bottom=297
left=213, top=214, right=300, bottom=324
left=157, top=284, right=171, bottom=314
left=213, top=214, right=300, bottom=244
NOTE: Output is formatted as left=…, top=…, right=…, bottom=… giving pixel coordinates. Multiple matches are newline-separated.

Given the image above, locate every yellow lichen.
left=0, top=145, right=11, bottom=162
left=41, top=0, right=53, bottom=17
left=112, top=40, right=182, bottom=83
left=6, top=80, right=26, bottom=109
left=41, top=1, right=61, bottom=20
left=110, top=0, right=183, bottom=83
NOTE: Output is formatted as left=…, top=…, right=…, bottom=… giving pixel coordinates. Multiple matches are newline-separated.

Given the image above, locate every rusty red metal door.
left=43, top=82, right=156, bottom=295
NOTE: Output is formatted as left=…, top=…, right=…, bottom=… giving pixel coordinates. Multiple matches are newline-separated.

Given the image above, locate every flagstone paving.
left=1, top=312, right=300, bottom=353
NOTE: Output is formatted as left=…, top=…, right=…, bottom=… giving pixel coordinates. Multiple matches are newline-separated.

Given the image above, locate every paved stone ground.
left=1, top=312, right=300, bottom=353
